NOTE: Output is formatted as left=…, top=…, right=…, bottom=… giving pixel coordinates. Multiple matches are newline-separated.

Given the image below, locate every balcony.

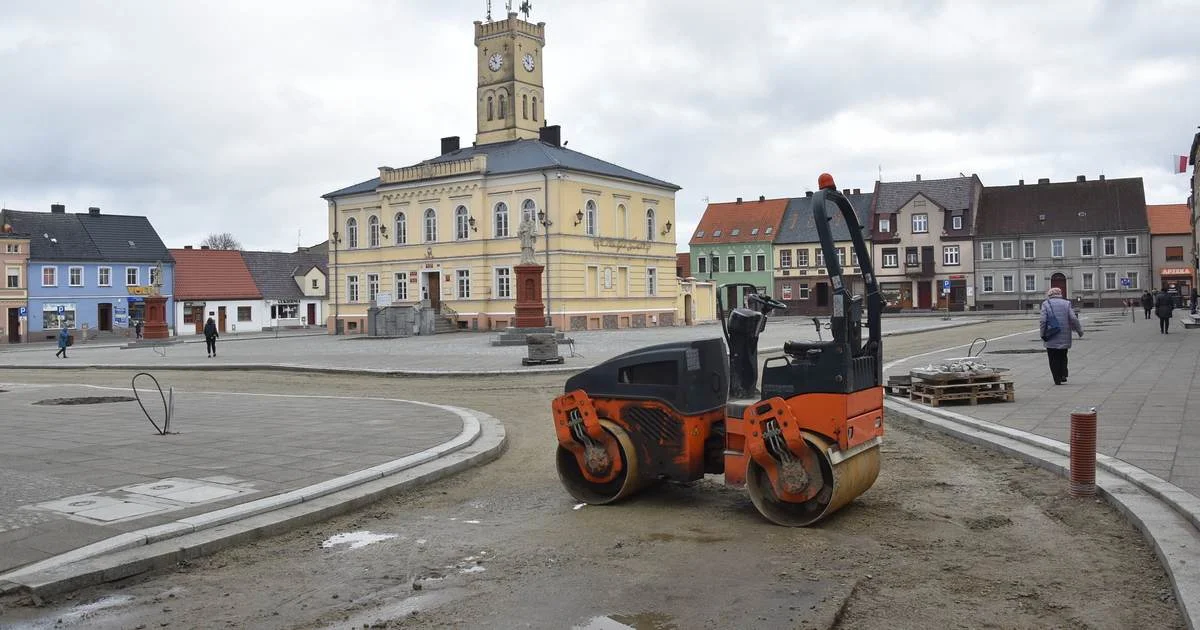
left=905, top=260, right=935, bottom=277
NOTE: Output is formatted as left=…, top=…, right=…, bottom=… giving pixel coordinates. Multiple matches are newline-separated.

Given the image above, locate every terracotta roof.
left=675, top=252, right=690, bottom=277
left=976, top=177, right=1147, bottom=236
left=1146, top=204, right=1191, bottom=235
left=689, top=197, right=789, bottom=246
left=170, top=248, right=262, bottom=300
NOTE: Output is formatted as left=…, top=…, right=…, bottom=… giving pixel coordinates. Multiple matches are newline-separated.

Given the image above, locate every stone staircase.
left=434, top=303, right=460, bottom=334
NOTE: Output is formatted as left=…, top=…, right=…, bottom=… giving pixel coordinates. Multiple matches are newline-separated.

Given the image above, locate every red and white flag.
left=1175, top=155, right=1189, bottom=174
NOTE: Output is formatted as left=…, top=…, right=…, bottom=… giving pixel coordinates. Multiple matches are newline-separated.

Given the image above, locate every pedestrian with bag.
left=1040, top=287, right=1083, bottom=385
left=203, top=314, right=219, bottom=357
left=54, top=325, right=70, bottom=359
left=1140, top=290, right=1154, bottom=320
left=1155, top=287, right=1175, bottom=334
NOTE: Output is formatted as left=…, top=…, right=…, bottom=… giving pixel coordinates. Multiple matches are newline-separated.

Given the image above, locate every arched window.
left=494, top=202, right=510, bottom=237
left=394, top=212, right=407, bottom=245
left=346, top=217, right=358, bottom=249
left=424, top=208, right=437, bottom=243
left=585, top=200, right=597, bottom=236
left=645, top=208, right=656, bottom=241
left=368, top=215, right=380, bottom=247
left=487, top=96, right=494, bottom=121
left=498, top=94, right=507, bottom=119
left=455, top=206, right=470, bottom=240
left=617, top=204, right=627, bottom=238
left=522, top=94, right=528, bottom=119
left=532, top=96, right=538, bottom=121
left=521, top=199, right=536, bottom=223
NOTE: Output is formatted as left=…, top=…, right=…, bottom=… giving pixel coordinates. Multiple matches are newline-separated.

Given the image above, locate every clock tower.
left=474, top=11, right=546, bottom=146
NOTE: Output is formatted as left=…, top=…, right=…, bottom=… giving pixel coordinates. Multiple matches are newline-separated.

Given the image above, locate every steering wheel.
left=749, top=294, right=787, bottom=311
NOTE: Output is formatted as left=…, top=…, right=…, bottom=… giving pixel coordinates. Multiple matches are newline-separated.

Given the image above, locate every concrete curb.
left=0, top=319, right=989, bottom=377
left=885, top=397, right=1200, bottom=630
left=0, top=405, right=508, bottom=598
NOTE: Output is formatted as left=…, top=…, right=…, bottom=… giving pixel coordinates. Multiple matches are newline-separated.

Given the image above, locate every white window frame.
left=495, top=267, right=512, bottom=299
left=1081, top=272, right=1094, bottom=291
left=1102, top=237, right=1116, bottom=256
left=982, top=275, right=994, bottom=293
left=585, top=200, right=597, bottom=237
left=494, top=202, right=509, bottom=238
left=347, top=274, right=359, bottom=302
left=346, top=217, right=358, bottom=249
left=1022, top=240, right=1035, bottom=259
left=98, top=266, right=111, bottom=287
left=836, top=248, right=846, bottom=266
left=797, top=249, right=809, bottom=267
left=1124, top=236, right=1138, bottom=256
left=1126, top=271, right=1139, bottom=290
left=1051, top=239, right=1064, bottom=258
left=1104, top=272, right=1117, bottom=290
left=798, top=283, right=810, bottom=299
left=980, top=242, right=994, bottom=260
left=911, top=213, right=928, bottom=233
left=646, top=267, right=657, bottom=296
left=395, top=212, right=407, bottom=245
left=522, top=199, right=537, bottom=224
left=125, top=267, right=139, bottom=286
left=455, top=206, right=470, bottom=241
left=1080, top=237, right=1093, bottom=257
left=1001, top=241, right=1014, bottom=260
left=882, top=250, right=898, bottom=268
left=368, top=215, right=380, bottom=247
left=952, top=215, right=963, bottom=230
left=1002, top=275, right=1014, bottom=293
left=942, top=245, right=960, bottom=266
left=727, top=255, right=736, bottom=273
left=394, top=272, right=408, bottom=301
left=645, top=208, right=655, bottom=241
left=367, top=273, right=379, bottom=302
left=456, top=269, right=470, bottom=299
left=879, top=218, right=891, bottom=233
left=1024, top=274, right=1036, bottom=292
left=779, top=249, right=792, bottom=268
left=424, top=208, right=438, bottom=243
left=5, top=265, right=20, bottom=289
left=68, top=266, right=83, bottom=287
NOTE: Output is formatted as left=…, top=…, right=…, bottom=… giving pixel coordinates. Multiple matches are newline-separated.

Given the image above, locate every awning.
left=1159, top=267, right=1194, bottom=277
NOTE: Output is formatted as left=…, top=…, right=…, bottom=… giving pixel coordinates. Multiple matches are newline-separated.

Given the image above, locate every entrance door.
left=1051, top=273, right=1067, bottom=299
left=428, top=273, right=441, bottom=311
left=917, top=281, right=933, bottom=309
left=97, top=303, right=112, bottom=331
left=307, top=303, right=317, bottom=327
left=6, top=308, right=19, bottom=343
left=218, top=306, right=227, bottom=333
left=192, top=306, right=205, bottom=334
left=816, top=282, right=830, bottom=307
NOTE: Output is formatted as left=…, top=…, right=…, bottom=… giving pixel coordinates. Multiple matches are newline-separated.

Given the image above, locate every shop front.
left=1159, top=267, right=1194, bottom=306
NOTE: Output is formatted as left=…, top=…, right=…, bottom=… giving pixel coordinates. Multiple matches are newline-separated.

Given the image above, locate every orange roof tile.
left=1146, top=204, right=1191, bottom=235
left=689, top=197, right=789, bottom=246
left=170, top=248, right=262, bottom=300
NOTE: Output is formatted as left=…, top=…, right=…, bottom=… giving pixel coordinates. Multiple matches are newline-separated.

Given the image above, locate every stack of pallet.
left=906, top=359, right=1014, bottom=407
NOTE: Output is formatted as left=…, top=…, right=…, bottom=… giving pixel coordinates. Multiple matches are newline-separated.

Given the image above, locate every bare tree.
left=200, top=232, right=242, bottom=250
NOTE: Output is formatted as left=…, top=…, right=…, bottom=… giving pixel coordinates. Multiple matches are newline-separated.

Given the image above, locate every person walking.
left=1140, top=290, right=1154, bottom=320
left=203, top=315, right=219, bottom=357
left=1155, top=287, right=1175, bottom=334
left=1041, top=287, right=1083, bottom=385
left=54, top=325, right=69, bottom=359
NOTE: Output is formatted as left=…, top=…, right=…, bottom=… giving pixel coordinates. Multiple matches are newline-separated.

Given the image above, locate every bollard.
left=1069, top=408, right=1097, bottom=497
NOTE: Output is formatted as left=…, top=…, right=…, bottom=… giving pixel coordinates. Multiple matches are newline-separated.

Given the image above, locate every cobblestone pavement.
left=0, top=383, right=462, bottom=574
left=885, top=309, right=1200, bottom=496
left=0, top=315, right=1011, bottom=373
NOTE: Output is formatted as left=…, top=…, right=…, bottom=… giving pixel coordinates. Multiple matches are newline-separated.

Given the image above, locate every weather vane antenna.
left=519, top=1, right=533, bottom=19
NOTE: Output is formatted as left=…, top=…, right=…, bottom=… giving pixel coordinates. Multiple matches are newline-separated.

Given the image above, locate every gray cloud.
left=1, top=0, right=1196, bottom=251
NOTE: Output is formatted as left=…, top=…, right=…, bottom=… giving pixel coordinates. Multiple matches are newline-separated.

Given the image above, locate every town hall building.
left=322, top=10, right=680, bottom=333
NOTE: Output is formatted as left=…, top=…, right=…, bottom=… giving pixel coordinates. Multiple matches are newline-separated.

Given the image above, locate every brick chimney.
left=88, top=206, right=100, bottom=216
left=50, top=204, right=65, bottom=213
left=440, top=136, right=460, bottom=154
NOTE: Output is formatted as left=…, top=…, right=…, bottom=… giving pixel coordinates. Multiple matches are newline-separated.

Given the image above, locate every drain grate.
left=34, top=396, right=137, bottom=406
left=988, top=349, right=1045, bottom=354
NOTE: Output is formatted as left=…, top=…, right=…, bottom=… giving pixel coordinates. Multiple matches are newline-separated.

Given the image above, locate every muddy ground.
left=0, top=321, right=1185, bottom=629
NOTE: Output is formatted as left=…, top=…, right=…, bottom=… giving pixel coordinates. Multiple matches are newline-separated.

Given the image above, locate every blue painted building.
left=0, top=205, right=175, bottom=338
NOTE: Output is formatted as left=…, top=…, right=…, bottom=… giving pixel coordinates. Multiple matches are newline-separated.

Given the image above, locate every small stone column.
left=142, top=296, right=169, bottom=339
left=513, top=264, right=546, bottom=328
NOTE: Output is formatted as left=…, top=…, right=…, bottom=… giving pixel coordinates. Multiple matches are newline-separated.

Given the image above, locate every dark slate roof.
left=976, top=177, right=1147, bottom=236
left=873, top=176, right=977, bottom=216
left=76, top=213, right=173, bottom=263
left=0, top=209, right=102, bottom=261
left=776, top=192, right=874, bottom=245
left=240, top=250, right=327, bottom=300
left=322, top=138, right=680, bottom=198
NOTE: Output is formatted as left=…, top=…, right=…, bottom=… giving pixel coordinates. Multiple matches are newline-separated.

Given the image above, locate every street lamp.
left=537, top=209, right=553, bottom=327
left=331, top=228, right=342, bottom=333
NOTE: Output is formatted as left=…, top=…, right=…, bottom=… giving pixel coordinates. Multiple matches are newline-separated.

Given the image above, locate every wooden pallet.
left=909, top=378, right=1014, bottom=407
left=885, top=375, right=912, bottom=397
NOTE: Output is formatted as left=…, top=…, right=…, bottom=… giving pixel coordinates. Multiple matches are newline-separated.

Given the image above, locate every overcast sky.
left=2, top=1, right=1197, bottom=252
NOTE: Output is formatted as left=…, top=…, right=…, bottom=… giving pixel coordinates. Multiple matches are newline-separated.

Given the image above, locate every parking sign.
left=18, top=306, right=27, bottom=317
left=1120, top=278, right=1131, bottom=288
left=57, top=305, right=65, bottom=315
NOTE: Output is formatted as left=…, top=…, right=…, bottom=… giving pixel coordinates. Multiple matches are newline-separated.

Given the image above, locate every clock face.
left=522, top=53, right=535, bottom=72
left=488, top=53, right=503, bottom=71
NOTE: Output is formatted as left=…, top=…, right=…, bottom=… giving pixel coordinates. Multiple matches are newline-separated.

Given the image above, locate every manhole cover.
left=34, top=396, right=137, bottom=406
left=988, top=349, right=1045, bottom=354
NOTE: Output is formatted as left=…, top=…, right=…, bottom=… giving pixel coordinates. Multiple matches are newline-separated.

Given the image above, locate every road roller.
left=551, top=175, right=884, bottom=526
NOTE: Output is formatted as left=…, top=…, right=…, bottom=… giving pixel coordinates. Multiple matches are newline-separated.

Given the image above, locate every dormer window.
left=879, top=218, right=891, bottom=233
left=765, top=227, right=773, bottom=234
left=952, top=215, right=963, bottom=230
left=751, top=228, right=759, bottom=235
left=730, top=228, right=740, bottom=236
left=713, top=229, right=722, bottom=237
left=695, top=230, right=705, bottom=238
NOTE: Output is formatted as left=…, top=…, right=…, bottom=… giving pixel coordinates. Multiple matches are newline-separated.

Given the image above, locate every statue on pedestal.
left=151, top=260, right=165, bottom=297
left=518, top=216, right=538, bottom=265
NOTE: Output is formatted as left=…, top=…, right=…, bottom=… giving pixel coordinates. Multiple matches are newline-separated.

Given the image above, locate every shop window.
left=238, top=306, right=252, bottom=322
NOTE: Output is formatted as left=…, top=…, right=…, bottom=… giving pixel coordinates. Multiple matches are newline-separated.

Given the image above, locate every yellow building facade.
left=323, top=11, right=680, bottom=333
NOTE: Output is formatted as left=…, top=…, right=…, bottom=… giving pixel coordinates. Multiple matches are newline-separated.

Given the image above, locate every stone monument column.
left=513, top=217, right=546, bottom=327
left=142, top=260, right=170, bottom=340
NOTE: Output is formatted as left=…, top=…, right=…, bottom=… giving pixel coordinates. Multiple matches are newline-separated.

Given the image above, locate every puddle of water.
left=320, top=530, right=398, bottom=550
left=460, top=565, right=486, bottom=574
left=464, top=519, right=481, bottom=524
left=333, top=588, right=465, bottom=629
left=576, top=612, right=677, bottom=630
left=5, top=594, right=136, bottom=629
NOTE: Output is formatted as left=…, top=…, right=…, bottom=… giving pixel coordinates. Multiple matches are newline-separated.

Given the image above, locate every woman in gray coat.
left=1040, top=287, right=1083, bottom=385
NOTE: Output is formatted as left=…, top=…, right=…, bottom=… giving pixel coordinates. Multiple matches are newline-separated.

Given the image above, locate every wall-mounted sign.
left=272, top=299, right=300, bottom=304
left=127, top=286, right=153, bottom=296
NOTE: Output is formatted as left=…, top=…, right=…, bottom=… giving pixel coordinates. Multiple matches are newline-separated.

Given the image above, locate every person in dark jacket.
left=54, top=325, right=69, bottom=359
left=1140, top=291, right=1154, bottom=319
left=203, top=315, right=219, bottom=357
left=1041, top=288, right=1083, bottom=385
left=1155, top=288, right=1175, bottom=334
